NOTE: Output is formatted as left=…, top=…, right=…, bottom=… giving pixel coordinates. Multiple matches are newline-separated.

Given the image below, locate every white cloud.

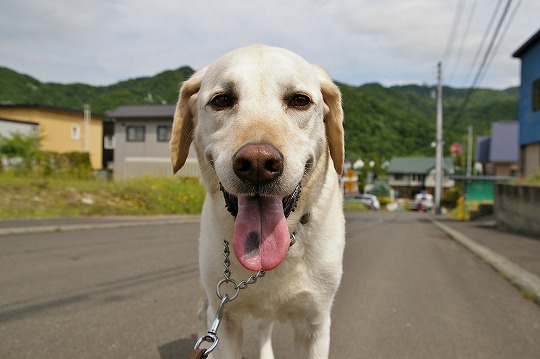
left=1, top=0, right=538, bottom=89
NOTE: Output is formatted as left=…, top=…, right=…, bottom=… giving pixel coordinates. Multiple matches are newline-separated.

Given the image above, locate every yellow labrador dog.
left=171, top=44, right=345, bottom=359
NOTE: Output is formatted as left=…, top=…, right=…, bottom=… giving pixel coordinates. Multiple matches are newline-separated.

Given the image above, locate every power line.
left=448, top=0, right=477, bottom=84
left=442, top=0, right=465, bottom=63
left=462, top=0, right=503, bottom=87
left=469, top=0, right=513, bottom=89
left=480, top=0, right=523, bottom=86
left=447, top=0, right=514, bottom=130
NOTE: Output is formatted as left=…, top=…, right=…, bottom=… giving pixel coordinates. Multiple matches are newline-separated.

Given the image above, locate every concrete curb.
left=431, top=218, right=540, bottom=305
left=0, top=217, right=200, bottom=236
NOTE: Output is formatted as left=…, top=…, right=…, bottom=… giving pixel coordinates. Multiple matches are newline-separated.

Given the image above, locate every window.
left=126, top=125, right=145, bottom=142
left=71, top=124, right=80, bottom=140
left=412, top=174, right=425, bottom=182
left=157, top=125, right=172, bottom=142
left=394, top=174, right=404, bottom=180
left=104, top=135, right=115, bottom=149
left=533, top=78, right=540, bottom=111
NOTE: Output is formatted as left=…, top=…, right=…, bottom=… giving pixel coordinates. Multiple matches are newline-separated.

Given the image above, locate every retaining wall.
left=494, top=183, right=540, bottom=238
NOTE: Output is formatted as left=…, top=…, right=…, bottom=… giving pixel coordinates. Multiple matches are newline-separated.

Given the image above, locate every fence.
left=123, top=157, right=200, bottom=179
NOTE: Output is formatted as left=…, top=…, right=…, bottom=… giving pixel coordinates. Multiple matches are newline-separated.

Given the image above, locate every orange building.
left=0, top=105, right=103, bottom=169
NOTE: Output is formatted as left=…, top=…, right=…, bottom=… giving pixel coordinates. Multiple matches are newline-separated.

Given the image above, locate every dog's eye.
left=289, top=94, right=311, bottom=109
left=210, top=94, right=235, bottom=109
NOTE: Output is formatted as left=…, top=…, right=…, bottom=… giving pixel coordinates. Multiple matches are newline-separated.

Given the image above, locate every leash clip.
left=193, top=294, right=230, bottom=357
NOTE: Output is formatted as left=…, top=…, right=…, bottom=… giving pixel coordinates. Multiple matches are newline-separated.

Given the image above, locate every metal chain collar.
left=217, top=240, right=266, bottom=301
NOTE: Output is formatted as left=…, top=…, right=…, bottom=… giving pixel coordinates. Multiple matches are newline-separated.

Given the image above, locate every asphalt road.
left=1, top=212, right=539, bottom=359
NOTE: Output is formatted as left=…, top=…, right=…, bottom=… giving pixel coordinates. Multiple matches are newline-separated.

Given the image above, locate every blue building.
left=513, top=28, right=540, bottom=177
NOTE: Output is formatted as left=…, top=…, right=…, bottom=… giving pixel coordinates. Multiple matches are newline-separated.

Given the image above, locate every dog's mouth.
left=220, top=183, right=301, bottom=272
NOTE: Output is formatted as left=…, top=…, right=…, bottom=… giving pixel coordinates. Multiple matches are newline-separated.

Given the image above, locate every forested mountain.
left=0, top=66, right=518, bottom=161
left=0, top=66, right=195, bottom=114
left=339, top=82, right=518, bottom=161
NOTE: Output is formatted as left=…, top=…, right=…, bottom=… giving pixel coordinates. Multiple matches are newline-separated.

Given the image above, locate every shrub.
left=378, top=196, right=392, bottom=206
left=36, top=151, right=93, bottom=179
left=0, top=131, right=40, bottom=174
left=368, top=180, right=391, bottom=197
left=0, top=132, right=93, bottom=179
left=441, top=187, right=462, bottom=209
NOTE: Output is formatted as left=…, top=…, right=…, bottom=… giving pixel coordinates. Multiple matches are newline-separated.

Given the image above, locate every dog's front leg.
left=197, top=294, right=209, bottom=337
left=206, top=305, right=244, bottom=359
left=258, top=318, right=275, bottom=359
left=292, top=313, right=332, bottom=359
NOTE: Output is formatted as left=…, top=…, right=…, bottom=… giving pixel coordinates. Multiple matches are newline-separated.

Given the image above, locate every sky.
left=1, top=0, right=538, bottom=89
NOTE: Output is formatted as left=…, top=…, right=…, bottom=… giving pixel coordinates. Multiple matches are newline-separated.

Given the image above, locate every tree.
left=0, top=131, right=41, bottom=173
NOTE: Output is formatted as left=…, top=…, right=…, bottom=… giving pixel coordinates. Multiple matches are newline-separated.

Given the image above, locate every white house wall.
left=425, top=168, right=455, bottom=188
left=0, top=120, right=38, bottom=138
left=113, top=119, right=198, bottom=179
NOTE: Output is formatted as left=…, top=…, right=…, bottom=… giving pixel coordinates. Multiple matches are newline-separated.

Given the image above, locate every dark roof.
left=0, top=117, right=39, bottom=126
left=513, top=27, right=540, bottom=58
left=108, top=104, right=176, bottom=118
left=476, top=135, right=490, bottom=162
left=0, top=104, right=103, bottom=117
left=475, top=122, right=519, bottom=163
left=490, top=122, right=519, bottom=162
left=387, top=157, right=454, bottom=174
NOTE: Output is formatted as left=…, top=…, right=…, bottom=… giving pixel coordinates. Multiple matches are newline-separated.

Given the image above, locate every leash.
left=186, top=240, right=267, bottom=358
left=187, top=229, right=301, bottom=358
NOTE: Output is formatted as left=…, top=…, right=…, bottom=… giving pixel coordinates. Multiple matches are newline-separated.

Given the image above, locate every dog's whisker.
left=199, top=161, right=218, bottom=180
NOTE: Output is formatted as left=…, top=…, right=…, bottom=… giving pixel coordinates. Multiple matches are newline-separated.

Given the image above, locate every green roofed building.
left=387, top=157, right=455, bottom=199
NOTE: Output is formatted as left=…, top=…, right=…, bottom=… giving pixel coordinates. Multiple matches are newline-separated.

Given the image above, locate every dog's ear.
left=313, top=65, right=344, bottom=174
left=170, top=67, right=207, bottom=173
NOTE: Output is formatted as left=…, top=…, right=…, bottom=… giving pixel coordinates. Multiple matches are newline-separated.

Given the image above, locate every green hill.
left=340, top=82, right=518, bottom=161
left=0, top=66, right=518, bottom=161
left=0, top=66, right=195, bottom=114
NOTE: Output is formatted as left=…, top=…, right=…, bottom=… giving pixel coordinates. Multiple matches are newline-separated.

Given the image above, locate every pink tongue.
left=232, top=195, right=290, bottom=271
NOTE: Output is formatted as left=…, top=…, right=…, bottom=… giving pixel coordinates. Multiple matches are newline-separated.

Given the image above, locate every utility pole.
left=83, top=104, right=91, bottom=152
left=466, top=125, right=473, bottom=177
left=435, top=62, right=443, bottom=215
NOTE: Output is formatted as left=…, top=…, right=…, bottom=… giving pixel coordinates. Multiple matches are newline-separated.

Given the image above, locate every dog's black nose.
left=233, top=142, right=284, bottom=185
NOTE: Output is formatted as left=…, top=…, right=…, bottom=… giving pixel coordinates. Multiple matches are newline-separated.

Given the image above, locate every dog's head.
left=171, top=44, right=343, bottom=271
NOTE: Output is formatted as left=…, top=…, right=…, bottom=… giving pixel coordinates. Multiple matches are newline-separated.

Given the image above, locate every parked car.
left=350, top=194, right=381, bottom=210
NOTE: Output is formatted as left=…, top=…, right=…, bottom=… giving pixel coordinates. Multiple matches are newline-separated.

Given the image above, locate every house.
left=387, top=157, right=455, bottom=199
left=475, top=121, right=519, bottom=177
left=102, top=120, right=115, bottom=170
left=108, top=104, right=199, bottom=179
left=0, top=104, right=103, bottom=169
left=513, top=28, right=540, bottom=177
left=0, top=117, right=38, bottom=137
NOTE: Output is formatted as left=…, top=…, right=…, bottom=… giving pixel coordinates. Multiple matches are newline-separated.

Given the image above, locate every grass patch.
left=0, top=174, right=206, bottom=218
left=446, top=200, right=493, bottom=220
left=520, top=289, right=536, bottom=302
left=513, top=169, right=540, bottom=185
left=343, top=200, right=369, bottom=211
